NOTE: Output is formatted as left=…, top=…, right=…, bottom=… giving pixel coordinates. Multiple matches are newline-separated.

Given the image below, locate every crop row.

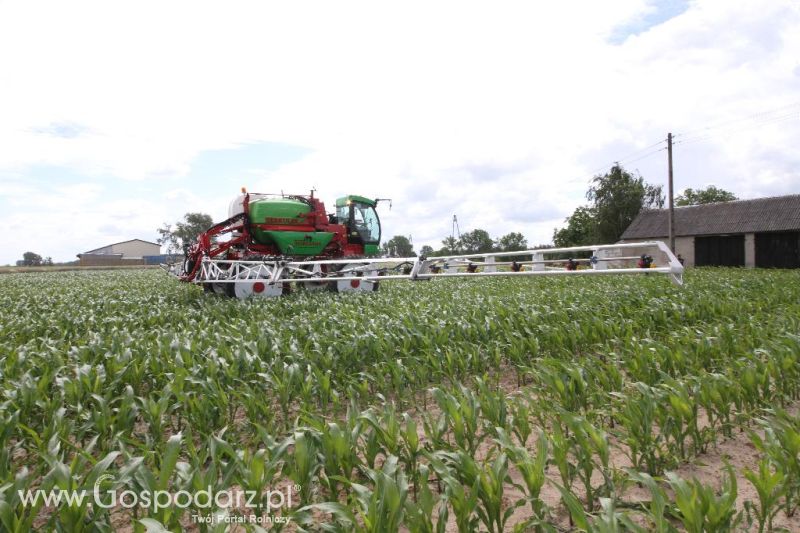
left=0, top=268, right=799, bottom=530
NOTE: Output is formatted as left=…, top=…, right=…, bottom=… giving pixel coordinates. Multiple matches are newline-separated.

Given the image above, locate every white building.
left=78, top=239, right=161, bottom=266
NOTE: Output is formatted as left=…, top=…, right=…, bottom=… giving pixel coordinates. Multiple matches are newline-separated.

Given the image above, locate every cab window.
left=337, top=202, right=380, bottom=244
left=354, top=204, right=380, bottom=243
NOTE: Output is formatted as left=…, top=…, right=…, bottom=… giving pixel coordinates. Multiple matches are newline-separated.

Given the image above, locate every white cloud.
left=0, top=0, right=798, bottom=263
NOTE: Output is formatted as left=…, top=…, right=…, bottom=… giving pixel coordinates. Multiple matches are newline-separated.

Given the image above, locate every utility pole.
left=667, top=132, right=675, bottom=252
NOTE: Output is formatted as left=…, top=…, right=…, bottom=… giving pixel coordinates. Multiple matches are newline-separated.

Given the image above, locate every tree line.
left=13, top=177, right=739, bottom=267
left=381, top=231, right=535, bottom=258
left=152, top=174, right=736, bottom=261
left=552, top=164, right=737, bottom=247
left=16, top=252, right=54, bottom=267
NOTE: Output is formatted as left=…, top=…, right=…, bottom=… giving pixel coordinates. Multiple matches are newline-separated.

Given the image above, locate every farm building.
left=620, top=194, right=800, bottom=268
left=77, top=239, right=162, bottom=266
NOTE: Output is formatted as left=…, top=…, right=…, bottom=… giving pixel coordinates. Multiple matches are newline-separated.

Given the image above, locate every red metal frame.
left=181, top=192, right=364, bottom=282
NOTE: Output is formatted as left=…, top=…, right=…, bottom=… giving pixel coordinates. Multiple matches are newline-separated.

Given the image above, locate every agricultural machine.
left=167, top=189, right=684, bottom=298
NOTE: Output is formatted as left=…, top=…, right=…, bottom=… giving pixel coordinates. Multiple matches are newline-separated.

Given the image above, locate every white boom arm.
left=165, top=241, right=683, bottom=297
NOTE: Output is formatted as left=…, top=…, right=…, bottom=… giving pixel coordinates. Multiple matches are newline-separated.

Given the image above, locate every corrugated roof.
left=83, top=238, right=160, bottom=254
left=621, top=194, right=800, bottom=239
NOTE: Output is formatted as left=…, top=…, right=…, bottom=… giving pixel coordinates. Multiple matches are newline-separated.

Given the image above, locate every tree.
left=22, top=252, right=43, bottom=266
left=157, top=212, right=214, bottom=254
left=553, top=164, right=664, bottom=247
left=587, top=164, right=664, bottom=243
left=419, top=245, right=435, bottom=257
left=382, top=235, right=415, bottom=257
left=495, top=232, right=528, bottom=252
left=676, top=186, right=737, bottom=206
left=458, top=229, right=495, bottom=254
left=553, top=206, right=598, bottom=247
left=439, top=236, right=460, bottom=255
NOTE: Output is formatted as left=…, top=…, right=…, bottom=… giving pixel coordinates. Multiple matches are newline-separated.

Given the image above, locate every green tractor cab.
left=336, top=196, right=382, bottom=256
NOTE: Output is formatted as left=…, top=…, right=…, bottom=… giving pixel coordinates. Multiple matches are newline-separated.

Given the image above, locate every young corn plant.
left=306, top=417, right=364, bottom=499
left=421, top=408, right=450, bottom=453
left=129, top=433, right=185, bottom=529
left=743, top=458, right=785, bottom=533
left=495, top=428, right=551, bottom=526
left=750, top=408, right=800, bottom=516
left=283, top=430, right=322, bottom=505
left=0, top=467, right=46, bottom=533
left=508, top=393, right=534, bottom=447
left=552, top=482, right=593, bottom=532
left=399, top=413, right=423, bottom=500
left=474, top=377, right=509, bottom=439
left=475, top=453, right=519, bottom=533
left=236, top=446, right=288, bottom=513
left=359, top=405, right=402, bottom=458
left=299, top=455, right=409, bottom=533
left=403, top=464, right=448, bottom=533
left=665, top=466, right=740, bottom=533
left=657, top=377, right=703, bottom=460
left=696, top=373, right=736, bottom=440
left=426, top=452, right=480, bottom=533
left=549, top=421, right=577, bottom=497
left=612, top=383, right=672, bottom=475
left=551, top=409, right=613, bottom=511
left=137, top=387, right=174, bottom=447
left=431, top=386, right=483, bottom=455
left=622, top=471, right=677, bottom=533
left=534, top=360, right=590, bottom=414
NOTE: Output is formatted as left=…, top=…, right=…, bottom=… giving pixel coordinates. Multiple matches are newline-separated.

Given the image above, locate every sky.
left=0, top=0, right=798, bottom=265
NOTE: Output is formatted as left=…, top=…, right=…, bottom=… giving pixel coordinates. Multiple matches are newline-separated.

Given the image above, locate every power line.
left=581, top=102, right=799, bottom=183
left=614, top=138, right=669, bottom=163
left=585, top=142, right=668, bottom=182
left=621, top=146, right=668, bottom=166
left=674, top=102, right=800, bottom=139
left=674, top=110, right=799, bottom=147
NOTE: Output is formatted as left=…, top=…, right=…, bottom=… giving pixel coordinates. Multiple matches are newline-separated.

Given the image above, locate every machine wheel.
left=304, top=263, right=330, bottom=292
left=230, top=267, right=288, bottom=298
left=206, top=283, right=230, bottom=296
left=332, top=263, right=379, bottom=293
left=233, top=279, right=286, bottom=298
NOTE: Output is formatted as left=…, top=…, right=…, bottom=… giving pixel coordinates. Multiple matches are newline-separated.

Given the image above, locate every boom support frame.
left=166, top=241, right=684, bottom=293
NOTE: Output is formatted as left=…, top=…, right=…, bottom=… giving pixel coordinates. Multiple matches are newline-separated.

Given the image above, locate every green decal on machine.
left=265, top=231, right=334, bottom=255
left=250, top=198, right=311, bottom=246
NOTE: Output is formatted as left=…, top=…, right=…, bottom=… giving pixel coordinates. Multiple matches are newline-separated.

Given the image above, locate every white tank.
left=228, top=194, right=246, bottom=218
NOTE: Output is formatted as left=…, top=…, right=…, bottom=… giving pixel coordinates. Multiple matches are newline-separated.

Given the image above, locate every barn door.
left=756, top=231, right=800, bottom=268
left=694, top=235, right=745, bottom=267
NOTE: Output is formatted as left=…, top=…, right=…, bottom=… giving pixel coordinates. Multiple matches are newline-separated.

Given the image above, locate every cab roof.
left=335, top=195, right=376, bottom=207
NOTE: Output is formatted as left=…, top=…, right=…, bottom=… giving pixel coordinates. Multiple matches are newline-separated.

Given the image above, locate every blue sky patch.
left=186, top=142, right=311, bottom=182
left=179, top=141, right=312, bottom=201
left=34, top=121, right=89, bottom=139
left=609, top=0, right=690, bottom=44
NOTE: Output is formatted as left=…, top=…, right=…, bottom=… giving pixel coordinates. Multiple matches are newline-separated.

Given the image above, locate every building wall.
left=674, top=236, right=695, bottom=267
left=79, top=255, right=145, bottom=266
left=744, top=233, right=755, bottom=268
left=109, top=241, right=161, bottom=258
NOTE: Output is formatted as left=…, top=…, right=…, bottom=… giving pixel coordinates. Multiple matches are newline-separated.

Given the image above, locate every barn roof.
left=82, top=238, right=160, bottom=254
left=621, top=194, right=800, bottom=239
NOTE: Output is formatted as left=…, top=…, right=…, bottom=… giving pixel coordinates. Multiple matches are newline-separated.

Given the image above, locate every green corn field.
left=1, top=268, right=799, bottom=532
